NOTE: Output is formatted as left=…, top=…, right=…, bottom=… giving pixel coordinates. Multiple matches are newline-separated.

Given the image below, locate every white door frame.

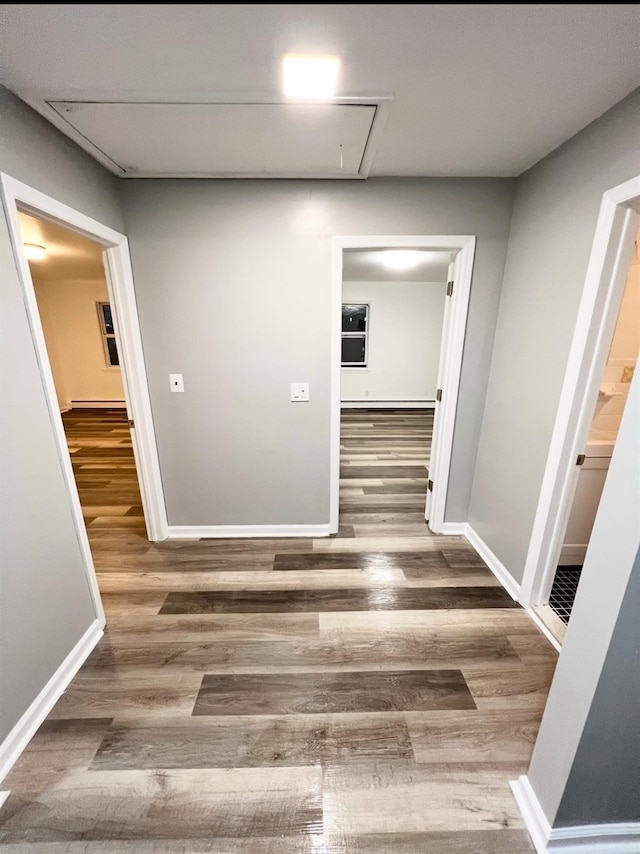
left=520, top=175, right=640, bottom=608
left=330, top=234, right=476, bottom=534
left=1, top=174, right=168, bottom=618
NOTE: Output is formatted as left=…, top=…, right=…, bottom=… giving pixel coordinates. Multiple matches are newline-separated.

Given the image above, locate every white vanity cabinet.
left=560, top=440, right=613, bottom=565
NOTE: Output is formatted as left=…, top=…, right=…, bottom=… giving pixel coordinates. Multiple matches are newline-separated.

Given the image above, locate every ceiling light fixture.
left=282, top=54, right=340, bottom=99
left=380, top=250, right=425, bottom=271
left=24, top=243, right=47, bottom=261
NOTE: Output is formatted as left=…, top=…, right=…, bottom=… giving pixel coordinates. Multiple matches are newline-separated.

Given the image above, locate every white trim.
left=526, top=607, right=563, bottom=652
left=102, top=236, right=168, bottom=541
left=330, top=238, right=344, bottom=534
left=0, top=618, right=103, bottom=784
left=510, top=776, right=551, bottom=854
left=70, top=399, right=127, bottom=408
left=510, top=776, right=640, bottom=854
left=439, top=522, right=468, bottom=535
left=549, top=824, right=640, bottom=853
left=21, top=94, right=392, bottom=181
left=520, top=175, right=640, bottom=607
left=341, top=399, right=436, bottom=409
left=427, top=247, right=475, bottom=532
left=558, top=545, right=587, bottom=565
left=0, top=791, right=9, bottom=809
left=0, top=174, right=168, bottom=551
left=330, top=235, right=476, bottom=536
left=167, top=523, right=332, bottom=539
left=464, top=524, right=521, bottom=600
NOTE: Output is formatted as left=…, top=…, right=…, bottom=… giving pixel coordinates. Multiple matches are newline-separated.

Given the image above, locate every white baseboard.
left=341, top=400, right=436, bottom=409
left=439, top=522, right=468, bottom=535
left=167, top=523, right=332, bottom=539
left=0, top=618, right=104, bottom=784
left=549, top=823, right=640, bottom=853
left=511, top=775, right=640, bottom=853
left=464, top=524, right=522, bottom=600
left=558, top=545, right=587, bottom=565
left=70, top=400, right=126, bottom=409
left=510, top=776, right=551, bottom=854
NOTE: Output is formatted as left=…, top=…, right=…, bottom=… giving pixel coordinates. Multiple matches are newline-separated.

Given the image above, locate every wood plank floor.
left=0, top=408, right=557, bottom=852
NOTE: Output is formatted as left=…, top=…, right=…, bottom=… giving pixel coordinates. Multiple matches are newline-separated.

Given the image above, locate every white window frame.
left=96, top=301, right=119, bottom=368
left=341, top=303, right=370, bottom=368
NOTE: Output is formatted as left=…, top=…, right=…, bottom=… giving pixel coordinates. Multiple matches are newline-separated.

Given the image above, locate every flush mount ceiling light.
left=282, top=55, right=340, bottom=99
left=24, top=243, right=47, bottom=261
left=380, top=250, right=426, bottom=271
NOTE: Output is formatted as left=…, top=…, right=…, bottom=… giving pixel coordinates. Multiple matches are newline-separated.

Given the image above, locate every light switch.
left=290, top=382, right=310, bottom=402
left=169, top=373, right=184, bottom=393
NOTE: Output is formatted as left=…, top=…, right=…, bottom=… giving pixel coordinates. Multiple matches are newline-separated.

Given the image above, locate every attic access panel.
left=47, top=101, right=377, bottom=178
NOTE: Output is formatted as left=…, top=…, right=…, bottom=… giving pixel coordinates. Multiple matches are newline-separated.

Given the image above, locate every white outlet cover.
left=169, top=373, right=184, bottom=393
left=290, top=382, right=310, bottom=402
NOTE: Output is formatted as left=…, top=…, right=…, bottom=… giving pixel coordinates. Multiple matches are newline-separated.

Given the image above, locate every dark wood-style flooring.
left=0, top=408, right=556, bottom=852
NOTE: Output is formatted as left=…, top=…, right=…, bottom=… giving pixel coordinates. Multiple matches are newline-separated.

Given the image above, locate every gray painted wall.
left=469, top=88, right=640, bottom=582
left=0, top=87, right=123, bottom=742
left=118, top=178, right=514, bottom=526
left=528, top=361, right=640, bottom=824
left=555, top=547, right=640, bottom=826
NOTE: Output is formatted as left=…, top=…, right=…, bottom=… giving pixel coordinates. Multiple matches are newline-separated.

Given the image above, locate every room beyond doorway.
left=17, top=207, right=148, bottom=570
left=1, top=172, right=167, bottom=556
left=331, top=235, right=476, bottom=535
left=63, top=408, right=146, bottom=538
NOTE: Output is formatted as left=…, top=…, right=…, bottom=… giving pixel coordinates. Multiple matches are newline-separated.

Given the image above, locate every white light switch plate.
left=169, top=373, right=184, bottom=393
left=290, top=382, right=310, bottom=402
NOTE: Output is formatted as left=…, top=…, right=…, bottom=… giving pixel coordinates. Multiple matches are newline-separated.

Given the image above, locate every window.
left=341, top=304, right=369, bottom=367
left=97, top=302, right=119, bottom=367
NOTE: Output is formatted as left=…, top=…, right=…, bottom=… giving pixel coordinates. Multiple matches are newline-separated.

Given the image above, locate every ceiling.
left=2, top=5, right=639, bottom=179
left=18, top=212, right=105, bottom=280
left=343, top=250, right=450, bottom=282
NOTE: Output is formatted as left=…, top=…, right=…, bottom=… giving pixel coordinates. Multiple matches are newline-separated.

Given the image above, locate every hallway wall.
left=0, top=86, right=123, bottom=745
left=469, top=87, right=640, bottom=584
left=119, top=177, right=515, bottom=527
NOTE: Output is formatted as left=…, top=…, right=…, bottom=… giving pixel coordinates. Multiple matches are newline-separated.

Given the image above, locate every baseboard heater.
left=69, top=400, right=127, bottom=409
left=341, top=399, right=436, bottom=409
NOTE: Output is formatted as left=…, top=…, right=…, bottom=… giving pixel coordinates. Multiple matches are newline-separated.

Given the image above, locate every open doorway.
left=537, top=228, right=639, bottom=641
left=339, top=248, right=450, bottom=535
left=330, top=235, right=476, bottom=535
left=18, top=210, right=147, bottom=545
left=1, top=173, right=168, bottom=623
left=518, top=175, right=640, bottom=647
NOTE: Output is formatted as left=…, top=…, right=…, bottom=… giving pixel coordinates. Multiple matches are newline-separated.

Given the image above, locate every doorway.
left=330, top=235, right=476, bottom=534
left=519, top=174, right=640, bottom=636
left=1, top=173, right=168, bottom=619
left=542, top=232, right=639, bottom=639
left=18, top=209, right=148, bottom=548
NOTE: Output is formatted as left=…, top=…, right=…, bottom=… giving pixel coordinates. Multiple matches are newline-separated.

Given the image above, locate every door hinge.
left=128, top=419, right=135, bottom=429
left=446, top=280, right=454, bottom=296
left=436, top=388, right=443, bottom=402
left=427, top=479, right=434, bottom=492
left=576, top=453, right=586, bottom=466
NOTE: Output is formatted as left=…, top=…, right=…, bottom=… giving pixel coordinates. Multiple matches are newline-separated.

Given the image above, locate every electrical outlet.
left=169, top=373, right=184, bottom=393
left=290, top=382, right=310, bottom=402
